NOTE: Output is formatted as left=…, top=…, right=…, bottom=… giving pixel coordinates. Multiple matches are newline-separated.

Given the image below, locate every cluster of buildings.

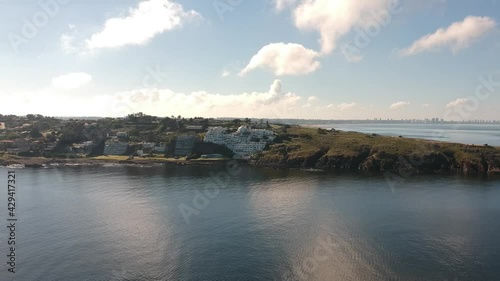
left=203, top=126, right=275, bottom=159
left=103, top=131, right=129, bottom=155
left=0, top=139, right=57, bottom=155
left=103, top=132, right=167, bottom=156
left=71, top=141, right=94, bottom=154
left=136, top=142, right=166, bottom=156
left=0, top=118, right=277, bottom=159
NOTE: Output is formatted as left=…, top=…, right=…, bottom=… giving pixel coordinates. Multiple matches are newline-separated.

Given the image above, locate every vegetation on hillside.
left=255, top=125, right=500, bottom=174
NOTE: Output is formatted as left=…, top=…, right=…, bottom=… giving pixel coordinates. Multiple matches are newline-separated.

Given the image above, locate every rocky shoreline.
left=2, top=155, right=500, bottom=177
left=0, top=157, right=242, bottom=168
left=254, top=153, right=500, bottom=175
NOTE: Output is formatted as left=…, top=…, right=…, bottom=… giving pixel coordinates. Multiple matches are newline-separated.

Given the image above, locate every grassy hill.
left=255, top=125, right=500, bottom=175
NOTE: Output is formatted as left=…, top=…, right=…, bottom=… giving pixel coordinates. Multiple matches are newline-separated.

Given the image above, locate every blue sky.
left=1, top=0, right=499, bottom=120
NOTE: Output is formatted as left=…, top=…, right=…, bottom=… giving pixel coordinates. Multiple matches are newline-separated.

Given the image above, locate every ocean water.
left=1, top=165, right=499, bottom=281
left=312, top=123, right=500, bottom=146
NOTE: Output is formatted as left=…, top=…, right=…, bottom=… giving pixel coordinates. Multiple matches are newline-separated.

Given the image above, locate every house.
left=175, top=134, right=197, bottom=156
left=103, top=141, right=128, bottom=155
left=0, top=122, right=5, bottom=130
left=44, top=143, right=57, bottom=152
left=141, top=142, right=156, bottom=154
left=30, top=140, right=45, bottom=151
left=72, top=141, right=94, bottom=154
left=13, top=139, right=31, bottom=152
left=0, top=140, right=14, bottom=151
left=6, top=148, right=21, bottom=154
left=116, top=132, right=128, bottom=141
left=186, top=125, right=203, bottom=131
left=154, top=143, right=166, bottom=153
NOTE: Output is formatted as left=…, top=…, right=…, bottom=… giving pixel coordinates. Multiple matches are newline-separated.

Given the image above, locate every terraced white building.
left=203, top=126, right=275, bottom=158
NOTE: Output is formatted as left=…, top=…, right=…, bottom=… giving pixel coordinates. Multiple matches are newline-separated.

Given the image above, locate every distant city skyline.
left=6, top=115, right=499, bottom=124
left=1, top=0, right=499, bottom=120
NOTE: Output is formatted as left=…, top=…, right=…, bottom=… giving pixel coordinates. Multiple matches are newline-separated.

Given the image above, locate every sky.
left=1, top=0, right=499, bottom=120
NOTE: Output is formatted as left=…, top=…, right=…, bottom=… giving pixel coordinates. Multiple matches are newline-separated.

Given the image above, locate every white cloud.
left=422, top=103, right=431, bottom=108
left=390, top=101, right=410, bottom=109
left=221, top=70, right=231, bottom=78
left=303, top=96, right=319, bottom=108
left=326, top=102, right=358, bottom=111
left=337, top=102, right=358, bottom=111
left=446, top=98, right=471, bottom=109
left=293, top=0, right=392, bottom=54
left=102, top=79, right=305, bottom=118
left=85, top=0, right=200, bottom=50
left=51, top=73, right=92, bottom=89
left=240, top=43, right=321, bottom=76
left=399, top=16, right=496, bottom=56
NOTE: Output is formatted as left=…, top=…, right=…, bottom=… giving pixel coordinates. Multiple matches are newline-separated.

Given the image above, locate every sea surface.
left=1, top=165, right=500, bottom=281
left=311, top=123, right=500, bottom=146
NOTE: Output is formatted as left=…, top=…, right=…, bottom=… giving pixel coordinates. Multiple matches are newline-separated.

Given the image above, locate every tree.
left=30, top=127, right=42, bottom=138
left=128, top=128, right=140, bottom=137
left=46, top=132, right=57, bottom=142
left=233, top=119, right=242, bottom=126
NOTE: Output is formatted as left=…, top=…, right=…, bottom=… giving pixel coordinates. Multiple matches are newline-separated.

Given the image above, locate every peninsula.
left=1, top=114, right=499, bottom=175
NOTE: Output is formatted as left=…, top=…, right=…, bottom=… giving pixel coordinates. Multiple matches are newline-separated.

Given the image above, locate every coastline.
left=2, top=126, right=500, bottom=176
left=2, top=154, right=500, bottom=177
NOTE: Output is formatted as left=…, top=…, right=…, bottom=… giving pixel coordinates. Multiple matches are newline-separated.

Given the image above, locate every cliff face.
left=255, top=126, right=500, bottom=175
left=256, top=149, right=500, bottom=175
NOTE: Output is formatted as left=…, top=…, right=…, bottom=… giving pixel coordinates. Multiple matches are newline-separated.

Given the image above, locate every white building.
left=104, top=141, right=128, bottom=155
left=203, top=126, right=275, bottom=158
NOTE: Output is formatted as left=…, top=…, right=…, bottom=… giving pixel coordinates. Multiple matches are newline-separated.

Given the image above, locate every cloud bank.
left=399, top=16, right=496, bottom=56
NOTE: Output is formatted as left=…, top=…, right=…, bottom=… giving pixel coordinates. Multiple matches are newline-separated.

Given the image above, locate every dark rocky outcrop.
left=255, top=148, right=500, bottom=176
